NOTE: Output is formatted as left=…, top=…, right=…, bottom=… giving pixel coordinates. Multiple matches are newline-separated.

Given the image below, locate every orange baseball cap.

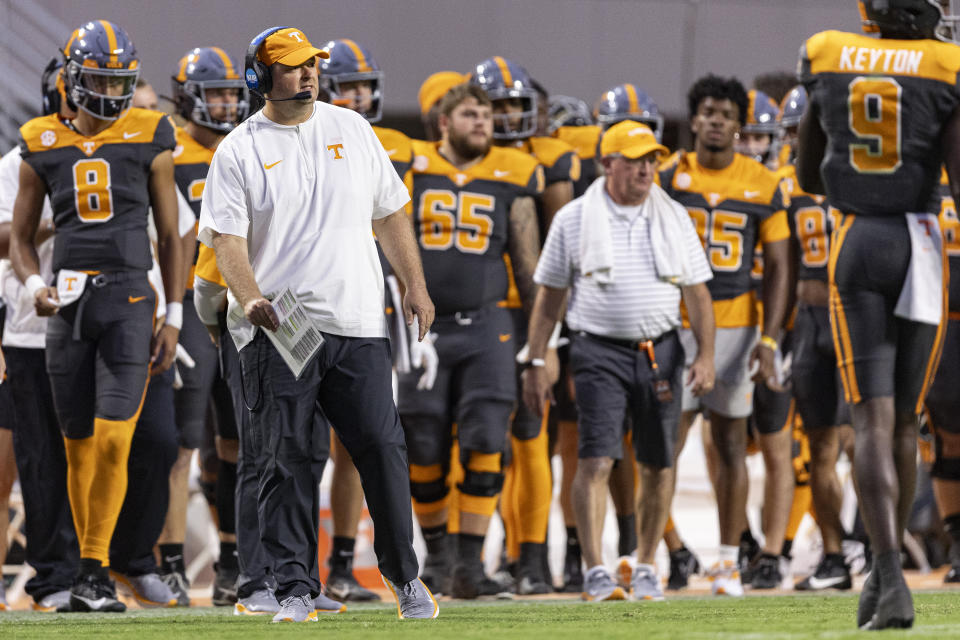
left=418, top=71, right=469, bottom=114
left=258, top=27, right=329, bottom=66
left=600, top=121, right=668, bottom=159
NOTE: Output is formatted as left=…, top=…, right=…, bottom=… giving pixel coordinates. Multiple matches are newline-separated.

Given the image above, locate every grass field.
left=3, top=592, right=960, bottom=639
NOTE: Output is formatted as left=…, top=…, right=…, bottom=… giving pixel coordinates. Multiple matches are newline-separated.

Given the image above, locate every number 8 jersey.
left=799, top=30, right=960, bottom=217
left=18, top=108, right=176, bottom=272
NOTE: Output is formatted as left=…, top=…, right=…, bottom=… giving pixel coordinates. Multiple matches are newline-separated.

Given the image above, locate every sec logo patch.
left=41, top=130, right=57, bottom=147
left=676, top=172, right=691, bottom=189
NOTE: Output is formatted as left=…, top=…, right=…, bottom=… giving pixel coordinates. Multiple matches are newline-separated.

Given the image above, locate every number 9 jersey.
left=799, top=30, right=960, bottom=216
left=18, top=108, right=176, bottom=272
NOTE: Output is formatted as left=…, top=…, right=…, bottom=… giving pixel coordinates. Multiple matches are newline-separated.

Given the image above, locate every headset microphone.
left=265, top=90, right=313, bottom=102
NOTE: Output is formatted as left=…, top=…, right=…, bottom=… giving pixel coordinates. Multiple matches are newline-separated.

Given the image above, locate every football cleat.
left=271, top=594, right=317, bottom=623
left=211, top=562, right=238, bottom=606
left=857, top=570, right=881, bottom=629
left=795, top=554, right=851, bottom=591
left=110, top=571, right=178, bottom=607
left=325, top=570, right=381, bottom=602
left=560, top=544, right=584, bottom=593
left=382, top=576, right=439, bottom=619
left=451, top=561, right=508, bottom=599
left=172, top=47, right=249, bottom=133
left=708, top=560, right=744, bottom=597
left=581, top=567, right=627, bottom=602
left=234, top=588, right=279, bottom=615
left=861, top=579, right=914, bottom=630
left=630, top=564, right=665, bottom=601
left=69, top=570, right=126, bottom=612
left=61, top=21, right=139, bottom=120
left=945, top=565, right=960, bottom=583
left=666, top=546, right=701, bottom=590
left=748, top=553, right=782, bottom=590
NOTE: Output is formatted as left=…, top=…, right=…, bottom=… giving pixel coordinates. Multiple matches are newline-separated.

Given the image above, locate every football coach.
left=198, top=26, right=437, bottom=621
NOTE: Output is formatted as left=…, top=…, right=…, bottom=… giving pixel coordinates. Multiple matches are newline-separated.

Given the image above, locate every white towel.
left=894, top=212, right=944, bottom=325
left=579, top=177, right=695, bottom=286
left=647, top=182, right=697, bottom=285
left=579, top=177, right=615, bottom=284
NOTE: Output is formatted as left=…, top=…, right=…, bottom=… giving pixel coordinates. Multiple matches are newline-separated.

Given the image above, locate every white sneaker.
left=630, top=565, right=665, bottom=601
left=111, top=571, right=178, bottom=608
left=313, top=591, right=346, bottom=614
left=709, top=560, right=744, bottom=597
left=382, top=576, right=439, bottom=619
left=271, top=594, right=318, bottom=623
left=234, top=588, right=279, bottom=615
left=581, top=567, right=627, bottom=601
left=32, top=590, right=71, bottom=612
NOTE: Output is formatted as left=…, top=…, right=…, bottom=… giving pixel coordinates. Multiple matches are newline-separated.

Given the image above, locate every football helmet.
left=319, top=39, right=384, bottom=122
left=172, top=47, right=249, bottom=133
left=469, top=56, right=538, bottom=140
left=778, top=86, right=807, bottom=129
left=547, top=95, right=592, bottom=132
left=737, top=90, right=779, bottom=164
left=594, top=84, right=664, bottom=141
left=858, top=0, right=953, bottom=40
left=62, top=20, right=139, bottom=120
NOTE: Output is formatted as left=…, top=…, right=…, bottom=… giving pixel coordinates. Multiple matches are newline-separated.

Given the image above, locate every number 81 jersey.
left=799, top=30, right=960, bottom=217
left=19, top=108, right=176, bottom=272
left=408, top=140, right=544, bottom=315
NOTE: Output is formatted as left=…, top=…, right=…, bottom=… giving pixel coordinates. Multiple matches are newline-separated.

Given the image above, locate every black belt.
left=579, top=330, right=675, bottom=351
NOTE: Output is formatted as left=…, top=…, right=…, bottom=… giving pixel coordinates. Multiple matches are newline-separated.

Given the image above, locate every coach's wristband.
left=547, top=322, right=563, bottom=349
left=165, top=302, right=183, bottom=330
left=759, top=335, right=778, bottom=352
left=25, top=274, right=47, bottom=299
left=523, top=358, right=547, bottom=370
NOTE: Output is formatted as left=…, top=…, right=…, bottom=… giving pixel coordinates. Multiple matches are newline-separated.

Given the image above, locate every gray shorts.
left=680, top=325, right=758, bottom=419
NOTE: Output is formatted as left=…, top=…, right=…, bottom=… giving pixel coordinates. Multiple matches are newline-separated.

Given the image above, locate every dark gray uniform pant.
left=239, top=331, right=418, bottom=598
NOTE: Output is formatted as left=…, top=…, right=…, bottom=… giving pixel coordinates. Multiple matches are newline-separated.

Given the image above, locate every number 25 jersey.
left=800, top=30, right=960, bottom=216
left=19, top=108, right=176, bottom=272
left=409, top=141, right=544, bottom=315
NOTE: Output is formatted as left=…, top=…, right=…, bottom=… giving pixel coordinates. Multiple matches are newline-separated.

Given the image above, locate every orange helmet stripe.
left=494, top=56, right=513, bottom=86
left=99, top=20, right=119, bottom=65
left=747, top=90, right=758, bottom=125
left=64, top=28, right=80, bottom=56
left=341, top=39, right=371, bottom=73
left=211, top=47, right=239, bottom=79
left=175, top=54, right=191, bottom=83
left=624, top=83, right=640, bottom=114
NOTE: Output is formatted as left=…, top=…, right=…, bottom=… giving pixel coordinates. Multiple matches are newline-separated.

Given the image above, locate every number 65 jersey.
left=18, top=108, right=176, bottom=272
left=799, top=30, right=960, bottom=216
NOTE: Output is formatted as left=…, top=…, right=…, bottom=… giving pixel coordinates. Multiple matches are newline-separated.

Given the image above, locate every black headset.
left=41, top=57, right=63, bottom=116
left=244, top=25, right=291, bottom=96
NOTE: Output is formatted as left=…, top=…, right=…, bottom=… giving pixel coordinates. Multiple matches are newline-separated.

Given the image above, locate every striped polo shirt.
left=534, top=188, right=711, bottom=340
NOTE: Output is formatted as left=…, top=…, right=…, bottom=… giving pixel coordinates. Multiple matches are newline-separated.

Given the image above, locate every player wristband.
left=25, top=274, right=47, bottom=299
left=759, top=335, right=778, bottom=351
left=547, top=322, right=563, bottom=349
left=523, top=358, right=546, bottom=370
left=165, top=302, right=183, bottom=330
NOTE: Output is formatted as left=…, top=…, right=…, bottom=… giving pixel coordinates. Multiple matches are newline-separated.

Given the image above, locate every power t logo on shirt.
left=328, top=143, right=345, bottom=160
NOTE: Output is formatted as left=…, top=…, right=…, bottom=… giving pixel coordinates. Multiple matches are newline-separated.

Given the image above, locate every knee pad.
left=457, top=451, right=504, bottom=497
left=409, top=462, right=449, bottom=504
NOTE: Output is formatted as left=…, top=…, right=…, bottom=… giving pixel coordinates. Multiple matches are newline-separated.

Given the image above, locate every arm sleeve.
left=533, top=207, right=572, bottom=288
left=198, top=142, right=249, bottom=245
left=367, top=123, right=411, bottom=219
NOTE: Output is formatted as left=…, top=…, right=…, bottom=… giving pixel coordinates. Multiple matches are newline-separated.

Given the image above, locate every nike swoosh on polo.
left=743, top=190, right=761, bottom=199
left=385, top=148, right=398, bottom=156
left=499, top=333, right=511, bottom=342
left=128, top=296, right=146, bottom=304
left=494, top=170, right=510, bottom=178
left=805, top=575, right=848, bottom=590
left=123, top=131, right=140, bottom=140
left=264, top=160, right=282, bottom=170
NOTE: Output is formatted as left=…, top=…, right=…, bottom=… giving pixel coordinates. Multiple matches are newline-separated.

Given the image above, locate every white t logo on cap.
left=288, top=31, right=303, bottom=42
left=628, top=127, right=649, bottom=137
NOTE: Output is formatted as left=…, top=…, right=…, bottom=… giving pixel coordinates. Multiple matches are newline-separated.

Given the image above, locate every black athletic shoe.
left=450, top=562, right=505, bottom=599
left=749, top=553, right=782, bottom=590
left=666, top=546, right=701, bottom=590
left=862, top=580, right=914, bottom=630
left=738, top=532, right=760, bottom=584
left=420, top=553, right=452, bottom=597
left=945, top=564, right=960, bottom=583
left=516, top=548, right=551, bottom=595
left=69, top=570, right=126, bottom=613
left=212, top=562, right=238, bottom=606
left=326, top=570, right=381, bottom=602
left=559, top=548, right=583, bottom=593
left=795, top=554, right=852, bottom=591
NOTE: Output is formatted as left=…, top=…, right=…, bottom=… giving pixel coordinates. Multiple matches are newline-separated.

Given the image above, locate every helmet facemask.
left=179, top=79, right=249, bottom=133
left=320, top=70, right=384, bottom=123
left=65, top=61, right=138, bottom=120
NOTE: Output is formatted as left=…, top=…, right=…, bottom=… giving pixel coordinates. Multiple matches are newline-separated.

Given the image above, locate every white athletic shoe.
left=271, top=594, right=317, bottom=623
left=234, top=588, right=280, bottom=615
left=709, top=560, right=744, bottom=597
left=630, top=564, right=665, bottom=601
left=581, top=567, right=627, bottom=601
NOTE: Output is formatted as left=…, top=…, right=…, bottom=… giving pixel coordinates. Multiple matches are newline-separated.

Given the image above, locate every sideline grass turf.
left=2, top=592, right=960, bottom=639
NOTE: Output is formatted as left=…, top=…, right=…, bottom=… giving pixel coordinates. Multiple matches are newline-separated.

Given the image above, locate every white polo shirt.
left=198, top=101, right=410, bottom=350
left=535, top=188, right=711, bottom=340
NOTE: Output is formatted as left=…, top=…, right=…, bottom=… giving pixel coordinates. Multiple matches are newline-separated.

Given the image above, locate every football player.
left=399, top=83, right=544, bottom=598
left=10, top=20, right=183, bottom=612
left=735, top=90, right=780, bottom=169
left=659, top=73, right=792, bottom=597
left=469, top=58, right=573, bottom=594
left=796, top=0, right=960, bottom=628
left=418, top=71, right=468, bottom=142
left=155, top=46, right=249, bottom=607
left=549, top=94, right=599, bottom=199
left=775, top=86, right=856, bottom=592
left=317, top=37, right=411, bottom=603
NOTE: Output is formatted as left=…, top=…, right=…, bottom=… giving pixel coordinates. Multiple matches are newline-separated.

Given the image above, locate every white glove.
left=172, top=343, right=196, bottom=390
left=409, top=317, right=438, bottom=391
